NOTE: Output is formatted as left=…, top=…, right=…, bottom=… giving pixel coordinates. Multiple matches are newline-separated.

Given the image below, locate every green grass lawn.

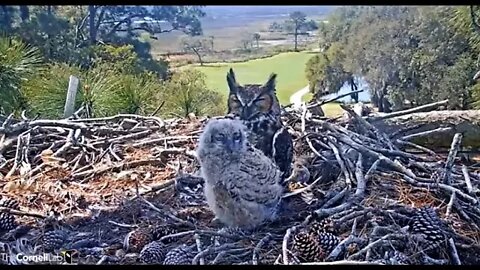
left=184, top=51, right=315, bottom=105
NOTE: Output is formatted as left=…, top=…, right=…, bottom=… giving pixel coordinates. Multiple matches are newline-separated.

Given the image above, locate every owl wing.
left=213, top=181, right=239, bottom=209
left=224, top=146, right=283, bottom=206
left=272, top=127, right=294, bottom=178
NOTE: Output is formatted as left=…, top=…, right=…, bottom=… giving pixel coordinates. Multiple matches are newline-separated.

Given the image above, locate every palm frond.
left=0, top=35, right=44, bottom=115
left=0, top=34, right=44, bottom=75
left=93, top=72, right=163, bottom=117
left=81, top=68, right=121, bottom=117
left=22, top=63, right=82, bottom=118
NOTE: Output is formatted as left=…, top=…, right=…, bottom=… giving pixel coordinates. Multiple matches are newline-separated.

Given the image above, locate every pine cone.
left=389, top=251, right=410, bottom=265
left=42, top=230, right=68, bottom=252
left=123, top=228, right=153, bottom=253
left=151, top=225, right=178, bottom=244
left=163, top=244, right=195, bottom=265
left=0, top=197, right=19, bottom=232
left=0, top=197, right=20, bottom=209
left=139, top=241, right=166, bottom=264
left=429, top=171, right=441, bottom=182
left=292, top=230, right=325, bottom=262
left=378, top=250, right=411, bottom=265
left=0, top=213, right=16, bottom=232
left=411, top=207, right=446, bottom=250
left=316, top=232, right=340, bottom=254
left=214, top=227, right=248, bottom=243
left=309, top=217, right=336, bottom=235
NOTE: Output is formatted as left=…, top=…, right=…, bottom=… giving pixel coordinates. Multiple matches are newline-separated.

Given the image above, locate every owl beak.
left=225, top=139, right=241, bottom=153
left=240, top=107, right=249, bottom=119
left=241, top=107, right=256, bottom=120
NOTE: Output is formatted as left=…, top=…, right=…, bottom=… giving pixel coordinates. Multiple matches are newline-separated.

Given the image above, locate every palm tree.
left=0, top=36, right=43, bottom=115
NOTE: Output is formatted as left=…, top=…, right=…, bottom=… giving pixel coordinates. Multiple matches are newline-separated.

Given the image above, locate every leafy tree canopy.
left=306, top=6, right=480, bottom=111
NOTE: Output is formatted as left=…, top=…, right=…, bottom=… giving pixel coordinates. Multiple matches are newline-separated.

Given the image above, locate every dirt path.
left=288, top=48, right=320, bottom=109
left=289, top=84, right=310, bottom=109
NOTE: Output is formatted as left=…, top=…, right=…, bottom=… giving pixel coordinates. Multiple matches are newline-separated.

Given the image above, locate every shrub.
left=162, top=69, right=225, bottom=117
left=0, top=35, right=43, bottom=115
left=93, top=72, right=164, bottom=117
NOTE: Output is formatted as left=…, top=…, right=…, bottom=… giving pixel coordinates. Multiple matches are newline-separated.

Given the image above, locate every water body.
left=322, top=77, right=371, bottom=103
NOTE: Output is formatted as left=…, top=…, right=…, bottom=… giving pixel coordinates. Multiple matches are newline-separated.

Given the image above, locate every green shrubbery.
left=1, top=36, right=224, bottom=119
left=1, top=5, right=223, bottom=119
left=0, top=36, right=43, bottom=115
left=162, top=69, right=225, bottom=117
left=306, top=6, right=480, bottom=111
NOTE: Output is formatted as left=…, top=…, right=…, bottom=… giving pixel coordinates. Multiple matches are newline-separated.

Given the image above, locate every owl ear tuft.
left=264, top=73, right=277, bottom=92
left=226, top=68, right=239, bottom=93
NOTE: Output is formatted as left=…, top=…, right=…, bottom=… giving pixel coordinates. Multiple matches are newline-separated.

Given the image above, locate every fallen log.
left=369, top=110, right=480, bottom=149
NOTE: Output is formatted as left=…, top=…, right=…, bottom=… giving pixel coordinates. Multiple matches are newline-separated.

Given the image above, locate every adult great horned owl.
left=226, top=68, right=294, bottom=178
left=196, top=118, right=284, bottom=230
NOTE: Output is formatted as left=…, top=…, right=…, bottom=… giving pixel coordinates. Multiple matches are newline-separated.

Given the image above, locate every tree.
left=287, top=11, right=307, bottom=51
left=16, top=11, right=76, bottom=63
left=451, top=6, right=480, bottom=53
left=22, top=63, right=90, bottom=118
left=241, top=39, right=252, bottom=51
left=163, top=69, right=224, bottom=117
left=181, top=36, right=211, bottom=66
left=1, top=5, right=204, bottom=74
left=22, top=62, right=164, bottom=118
left=253, top=33, right=261, bottom=48
left=0, top=6, right=17, bottom=32
left=304, top=19, right=319, bottom=31
left=268, top=21, right=283, bottom=32
left=305, top=42, right=354, bottom=98
left=18, top=5, right=29, bottom=22
left=84, top=6, right=205, bottom=46
left=92, top=72, right=163, bottom=117
left=209, top=35, right=215, bottom=51
left=307, top=6, right=479, bottom=111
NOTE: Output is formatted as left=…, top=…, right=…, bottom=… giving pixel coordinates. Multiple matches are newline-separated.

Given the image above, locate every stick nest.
left=0, top=106, right=479, bottom=265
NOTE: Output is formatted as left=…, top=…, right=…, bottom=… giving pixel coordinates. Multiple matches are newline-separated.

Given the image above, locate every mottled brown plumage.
left=226, top=68, right=294, bottom=179
left=197, top=118, right=283, bottom=230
